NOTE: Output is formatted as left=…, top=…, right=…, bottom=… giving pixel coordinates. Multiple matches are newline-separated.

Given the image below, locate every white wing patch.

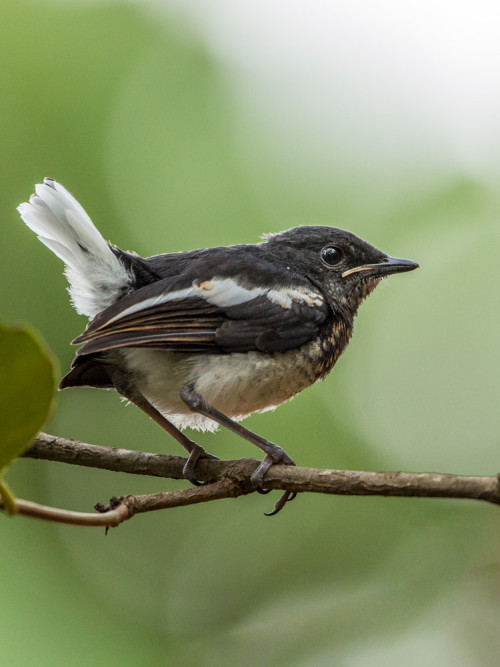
left=193, top=279, right=268, bottom=306
left=106, top=287, right=196, bottom=324
left=267, top=286, right=324, bottom=309
left=106, top=277, right=324, bottom=324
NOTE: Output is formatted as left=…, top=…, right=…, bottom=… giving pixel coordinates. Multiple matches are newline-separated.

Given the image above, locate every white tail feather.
left=18, top=178, right=132, bottom=318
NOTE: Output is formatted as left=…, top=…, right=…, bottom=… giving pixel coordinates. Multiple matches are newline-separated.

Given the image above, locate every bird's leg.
left=112, top=372, right=217, bottom=485
left=180, top=385, right=296, bottom=515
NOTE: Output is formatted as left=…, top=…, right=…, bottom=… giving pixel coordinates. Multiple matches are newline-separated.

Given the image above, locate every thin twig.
left=0, top=496, right=130, bottom=527
left=0, top=478, right=243, bottom=527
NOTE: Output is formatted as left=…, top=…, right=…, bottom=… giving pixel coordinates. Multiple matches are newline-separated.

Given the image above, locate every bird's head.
left=264, top=226, right=418, bottom=317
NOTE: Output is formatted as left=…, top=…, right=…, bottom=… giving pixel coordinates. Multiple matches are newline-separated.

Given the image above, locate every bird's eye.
left=321, top=246, right=343, bottom=267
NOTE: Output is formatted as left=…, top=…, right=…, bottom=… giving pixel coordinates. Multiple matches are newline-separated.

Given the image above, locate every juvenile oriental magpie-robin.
left=18, top=179, right=418, bottom=514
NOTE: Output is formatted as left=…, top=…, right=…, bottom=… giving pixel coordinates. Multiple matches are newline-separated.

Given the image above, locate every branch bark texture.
left=22, top=432, right=500, bottom=507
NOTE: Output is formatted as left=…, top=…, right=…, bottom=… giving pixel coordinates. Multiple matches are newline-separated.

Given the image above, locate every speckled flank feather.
left=17, top=178, right=132, bottom=318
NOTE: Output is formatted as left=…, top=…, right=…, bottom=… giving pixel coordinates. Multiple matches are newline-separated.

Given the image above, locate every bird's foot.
left=183, top=444, right=219, bottom=486
left=251, top=451, right=297, bottom=516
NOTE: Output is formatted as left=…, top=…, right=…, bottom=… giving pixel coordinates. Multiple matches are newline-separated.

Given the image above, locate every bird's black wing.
left=72, top=273, right=329, bottom=357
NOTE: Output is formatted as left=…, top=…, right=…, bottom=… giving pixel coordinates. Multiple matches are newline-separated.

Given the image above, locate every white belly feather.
left=122, top=344, right=322, bottom=432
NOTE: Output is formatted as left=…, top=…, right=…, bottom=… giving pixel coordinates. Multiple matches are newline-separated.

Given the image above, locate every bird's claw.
left=264, top=490, right=295, bottom=516
left=250, top=452, right=297, bottom=515
left=182, top=447, right=219, bottom=486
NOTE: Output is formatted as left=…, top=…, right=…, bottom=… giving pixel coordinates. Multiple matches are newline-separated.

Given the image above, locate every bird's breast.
left=121, top=331, right=349, bottom=432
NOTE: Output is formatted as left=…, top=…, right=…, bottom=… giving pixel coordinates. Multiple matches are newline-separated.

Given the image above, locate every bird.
left=18, top=178, right=418, bottom=514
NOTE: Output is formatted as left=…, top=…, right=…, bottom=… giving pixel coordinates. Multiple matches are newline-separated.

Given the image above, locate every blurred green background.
left=2, top=1, right=500, bottom=665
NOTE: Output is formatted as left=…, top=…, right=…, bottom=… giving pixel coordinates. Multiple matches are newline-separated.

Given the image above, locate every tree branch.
left=20, top=432, right=500, bottom=509
left=2, top=430, right=498, bottom=528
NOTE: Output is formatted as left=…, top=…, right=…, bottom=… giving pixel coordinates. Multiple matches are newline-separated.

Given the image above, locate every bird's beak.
left=342, top=256, right=419, bottom=278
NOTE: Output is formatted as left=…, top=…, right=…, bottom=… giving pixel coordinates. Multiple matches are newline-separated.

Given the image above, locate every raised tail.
left=18, top=178, right=133, bottom=318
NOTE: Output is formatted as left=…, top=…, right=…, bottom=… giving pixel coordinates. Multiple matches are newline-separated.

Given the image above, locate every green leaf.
left=0, top=323, right=56, bottom=472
